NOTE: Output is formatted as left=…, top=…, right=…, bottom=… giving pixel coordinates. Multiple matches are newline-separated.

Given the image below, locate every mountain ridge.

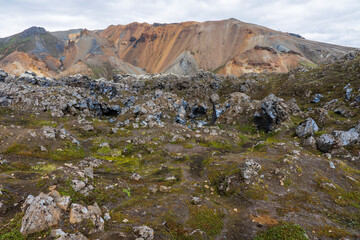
left=0, top=18, right=357, bottom=78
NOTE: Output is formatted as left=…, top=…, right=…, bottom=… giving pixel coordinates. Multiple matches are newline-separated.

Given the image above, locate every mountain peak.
left=21, top=26, right=46, bottom=38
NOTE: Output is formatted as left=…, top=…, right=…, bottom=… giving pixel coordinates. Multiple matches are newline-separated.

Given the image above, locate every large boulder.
left=254, top=94, right=289, bottom=132
left=316, top=134, right=338, bottom=153
left=20, top=193, right=61, bottom=235
left=333, top=128, right=359, bottom=146
left=220, top=92, right=259, bottom=125
left=296, top=118, right=319, bottom=138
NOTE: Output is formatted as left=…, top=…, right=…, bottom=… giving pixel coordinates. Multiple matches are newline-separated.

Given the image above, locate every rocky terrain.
left=0, top=19, right=356, bottom=78
left=0, top=50, right=360, bottom=240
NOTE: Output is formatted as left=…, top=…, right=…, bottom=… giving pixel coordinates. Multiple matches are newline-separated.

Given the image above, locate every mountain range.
left=0, top=18, right=356, bottom=78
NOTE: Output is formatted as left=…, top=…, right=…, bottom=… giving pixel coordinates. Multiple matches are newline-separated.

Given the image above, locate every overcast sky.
left=0, top=0, right=359, bottom=47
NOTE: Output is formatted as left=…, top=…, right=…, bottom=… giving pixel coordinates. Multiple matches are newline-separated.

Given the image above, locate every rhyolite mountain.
left=0, top=19, right=356, bottom=78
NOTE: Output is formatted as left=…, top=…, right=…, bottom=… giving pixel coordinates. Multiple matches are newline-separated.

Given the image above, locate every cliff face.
left=0, top=19, right=356, bottom=78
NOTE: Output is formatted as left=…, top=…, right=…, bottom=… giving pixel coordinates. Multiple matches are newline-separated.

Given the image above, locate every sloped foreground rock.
left=20, top=193, right=61, bottom=235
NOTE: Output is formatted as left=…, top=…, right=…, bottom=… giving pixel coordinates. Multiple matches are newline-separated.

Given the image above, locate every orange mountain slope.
left=0, top=19, right=356, bottom=78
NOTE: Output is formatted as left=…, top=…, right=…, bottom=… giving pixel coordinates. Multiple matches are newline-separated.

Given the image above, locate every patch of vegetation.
left=96, top=155, right=140, bottom=172
left=183, top=143, right=194, bottom=149
left=316, top=176, right=360, bottom=207
left=50, top=142, right=84, bottom=161
left=11, top=161, right=31, bottom=171
left=2, top=143, right=25, bottom=154
left=161, top=214, right=192, bottom=240
left=314, top=225, right=351, bottom=239
left=254, top=223, right=308, bottom=240
left=57, top=179, right=88, bottom=204
left=96, top=146, right=112, bottom=156
left=31, top=163, right=57, bottom=172
left=187, top=206, right=224, bottom=238
left=0, top=212, right=24, bottom=240
left=237, top=123, right=258, bottom=135
left=29, top=120, right=58, bottom=128
left=244, top=184, right=269, bottom=200
left=198, top=139, right=231, bottom=151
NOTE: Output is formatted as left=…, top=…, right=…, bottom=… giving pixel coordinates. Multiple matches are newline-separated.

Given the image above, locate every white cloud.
left=0, top=0, right=359, bottom=47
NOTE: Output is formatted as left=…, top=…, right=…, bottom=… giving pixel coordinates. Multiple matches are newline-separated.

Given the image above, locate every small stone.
left=165, top=176, right=176, bottom=181
left=159, top=186, right=171, bottom=193
left=122, top=218, right=129, bottom=223
left=148, top=185, right=158, bottom=194
left=99, top=142, right=109, bottom=148
left=329, top=161, right=335, bottom=169
left=84, top=167, right=94, bottom=179
left=56, top=196, right=71, bottom=211
left=130, top=173, right=142, bottom=181
left=48, top=190, right=61, bottom=199
left=191, top=197, right=201, bottom=205
left=133, top=226, right=154, bottom=240
left=72, top=180, right=86, bottom=192
left=40, top=145, right=48, bottom=152
left=104, top=213, right=111, bottom=221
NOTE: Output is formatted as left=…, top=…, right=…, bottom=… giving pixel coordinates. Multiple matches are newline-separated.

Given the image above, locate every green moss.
left=315, top=225, right=351, bottom=239
left=96, top=155, right=140, bottom=172
left=50, top=142, right=84, bottom=161
left=11, top=161, right=31, bottom=171
left=183, top=143, right=194, bottom=149
left=29, top=120, right=58, bottom=128
left=199, top=140, right=231, bottom=151
left=31, top=163, right=57, bottom=172
left=244, top=185, right=269, bottom=200
left=58, top=182, right=83, bottom=201
left=2, top=144, right=25, bottom=154
left=254, top=223, right=308, bottom=240
left=161, top=214, right=192, bottom=240
left=96, top=146, right=112, bottom=156
left=317, top=176, right=360, bottom=207
left=0, top=212, right=25, bottom=240
left=237, top=123, right=258, bottom=134
left=187, top=206, right=223, bottom=238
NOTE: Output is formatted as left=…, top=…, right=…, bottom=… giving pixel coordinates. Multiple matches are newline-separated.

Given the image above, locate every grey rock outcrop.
left=296, top=118, right=319, bottom=138
left=254, top=94, right=289, bottom=132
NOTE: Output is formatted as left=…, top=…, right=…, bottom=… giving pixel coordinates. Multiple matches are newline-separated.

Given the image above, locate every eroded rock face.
left=254, top=94, right=289, bottom=132
left=296, top=118, right=319, bottom=138
left=20, top=192, right=61, bottom=235
left=133, top=225, right=154, bottom=240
